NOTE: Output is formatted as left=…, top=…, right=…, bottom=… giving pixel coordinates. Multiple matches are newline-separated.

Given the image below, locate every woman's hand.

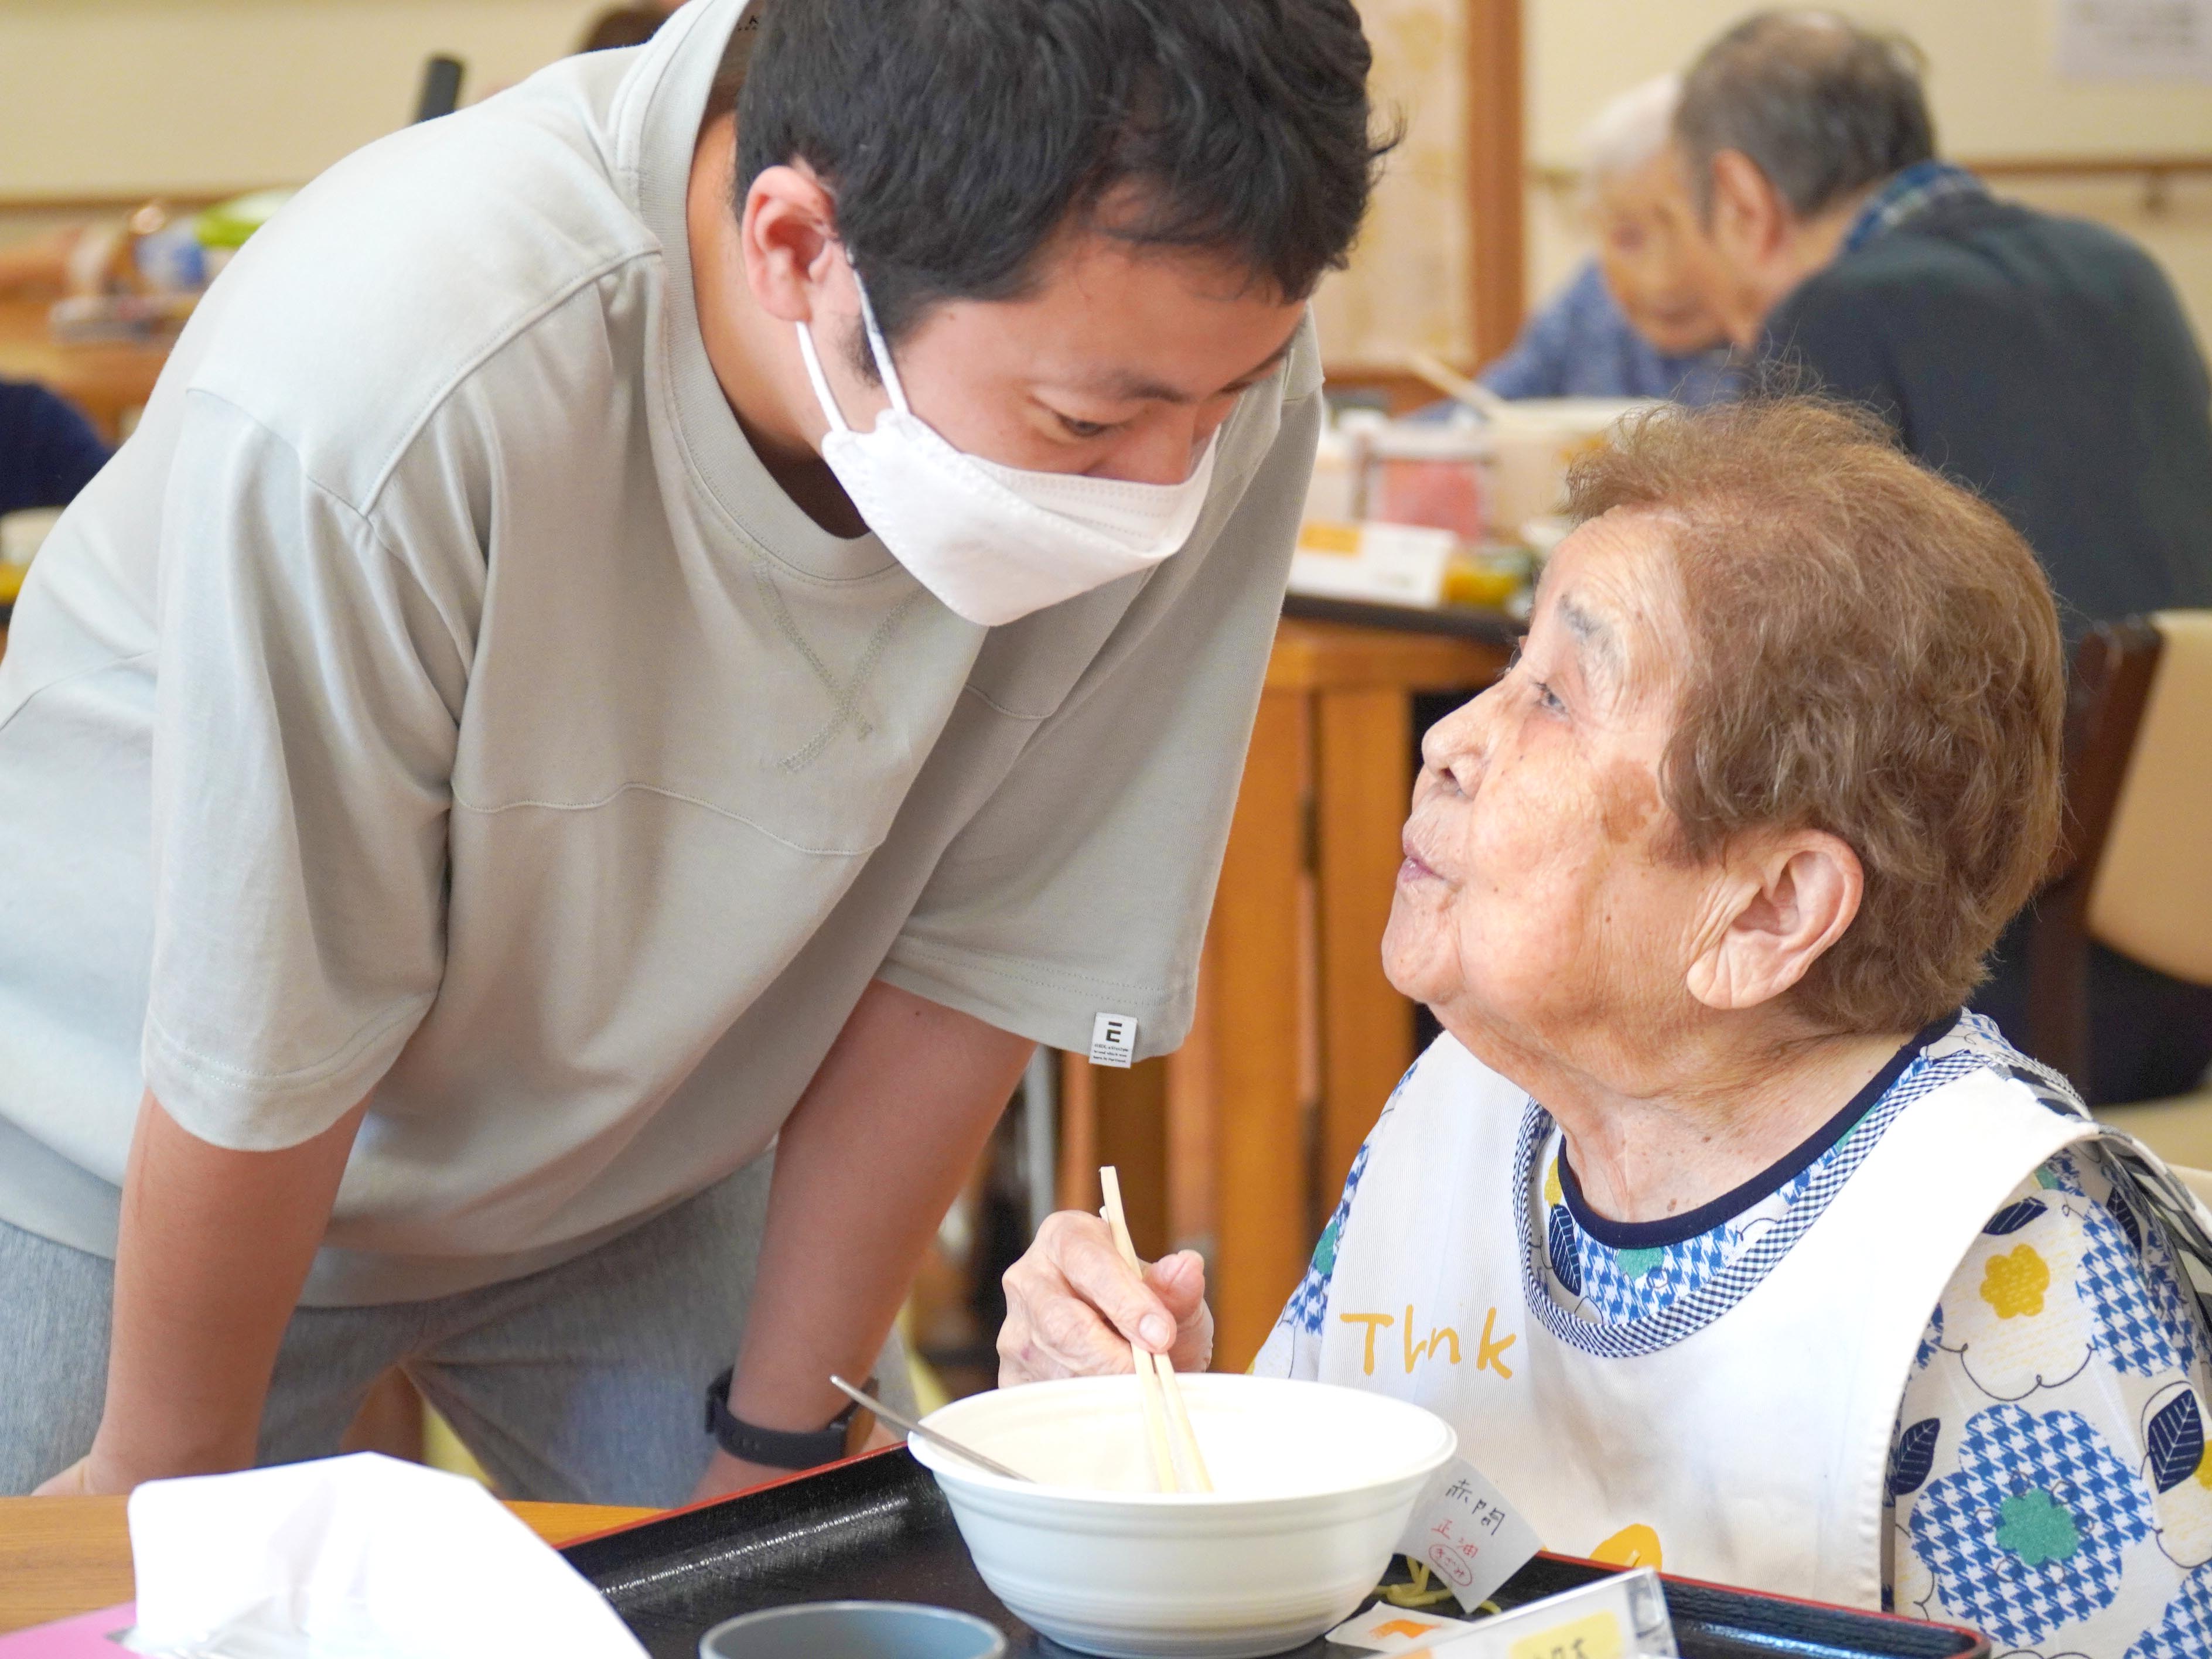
left=998, top=1211, right=1213, bottom=1386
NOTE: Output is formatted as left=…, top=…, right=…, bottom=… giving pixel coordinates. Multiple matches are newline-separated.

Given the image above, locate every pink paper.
left=0, top=1603, right=135, bottom=1655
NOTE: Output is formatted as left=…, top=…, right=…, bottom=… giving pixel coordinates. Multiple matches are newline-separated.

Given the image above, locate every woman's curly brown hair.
left=1563, top=395, right=2066, bottom=1033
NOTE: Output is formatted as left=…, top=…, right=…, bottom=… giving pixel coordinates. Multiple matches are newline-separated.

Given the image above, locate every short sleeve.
left=878, top=382, right=1321, bottom=1060
left=141, top=391, right=467, bottom=1149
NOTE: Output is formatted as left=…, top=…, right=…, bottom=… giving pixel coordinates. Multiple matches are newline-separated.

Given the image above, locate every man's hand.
left=33, top=1457, right=93, bottom=1496
left=998, top=1210, right=1213, bottom=1386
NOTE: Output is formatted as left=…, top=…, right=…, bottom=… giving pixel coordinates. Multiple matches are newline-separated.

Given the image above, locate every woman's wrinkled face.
left=1383, top=513, right=1715, bottom=1071
left=1592, top=151, right=1729, bottom=358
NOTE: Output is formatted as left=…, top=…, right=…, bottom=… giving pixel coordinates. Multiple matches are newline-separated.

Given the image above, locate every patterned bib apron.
left=1313, top=1033, right=2102, bottom=1609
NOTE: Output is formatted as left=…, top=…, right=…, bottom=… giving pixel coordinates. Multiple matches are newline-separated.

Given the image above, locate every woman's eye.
left=1056, top=414, right=1114, bottom=440
left=1532, top=679, right=1566, bottom=714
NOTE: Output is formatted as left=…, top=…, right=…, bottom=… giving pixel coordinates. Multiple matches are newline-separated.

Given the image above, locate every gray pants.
left=0, top=1154, right=910, bottom=1503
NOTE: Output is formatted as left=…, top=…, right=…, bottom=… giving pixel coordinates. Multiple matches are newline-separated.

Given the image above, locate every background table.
left=1059, top=617, right=1509, bottom=1368
left=0, top=1496, right=658, bottom=1634
left=0, top=298, right=169, bottom=443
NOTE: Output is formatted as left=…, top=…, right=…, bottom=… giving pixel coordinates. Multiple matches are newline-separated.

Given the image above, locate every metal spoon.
left=830, top=1374, right=1034, bottom=1483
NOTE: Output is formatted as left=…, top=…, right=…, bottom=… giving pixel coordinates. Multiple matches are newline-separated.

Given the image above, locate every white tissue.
left=123, top=1452, right=648, bottom=1659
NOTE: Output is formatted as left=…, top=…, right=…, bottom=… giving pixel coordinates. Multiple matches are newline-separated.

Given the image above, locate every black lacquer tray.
left=562, top=1448, right=1989, bottom=1659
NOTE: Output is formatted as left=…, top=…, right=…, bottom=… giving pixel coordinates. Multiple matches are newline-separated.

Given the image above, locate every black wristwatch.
left=704, top=1368, right=876, bottom=1470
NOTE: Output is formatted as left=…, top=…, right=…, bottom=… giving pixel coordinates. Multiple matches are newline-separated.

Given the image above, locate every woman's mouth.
left=1398, top=835, right=1440, bottom=883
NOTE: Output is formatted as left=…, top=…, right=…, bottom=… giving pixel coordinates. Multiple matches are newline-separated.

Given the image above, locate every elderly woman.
left=1480, top=76, right=1736, bottom=405
left=1001, top=400, right=2212, bottom=1658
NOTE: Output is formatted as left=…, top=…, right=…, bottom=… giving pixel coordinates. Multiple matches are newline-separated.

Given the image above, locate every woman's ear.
left=1685, top=829, right=1863, bottom=1012
left=739, top=162, right=845, bottom=325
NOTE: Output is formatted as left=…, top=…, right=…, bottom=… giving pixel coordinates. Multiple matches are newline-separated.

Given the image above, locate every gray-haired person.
left=1675, top=9, right=2212, bottom=1107
left=1477, top=75, right=1737, bottom=405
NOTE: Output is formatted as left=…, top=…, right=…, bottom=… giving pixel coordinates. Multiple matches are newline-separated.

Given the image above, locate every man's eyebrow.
left=1076, top=330, right=1299, bottom=406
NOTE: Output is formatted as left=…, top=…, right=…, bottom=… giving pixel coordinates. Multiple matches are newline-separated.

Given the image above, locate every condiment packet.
left=1422, top=1568, right=1678, bottom=1659
left=1394, top=1456, right=1543, bottom=1613
left=1326, top=1605, right=1479, bottom=1653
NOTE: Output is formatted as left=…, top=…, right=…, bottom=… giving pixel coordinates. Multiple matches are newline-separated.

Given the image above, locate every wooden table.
left=0, top=1496, right=657, bottom=1635
left=1060, top=617, right=1509, bottom=1368
left=0, top=298, right=170, bottom=442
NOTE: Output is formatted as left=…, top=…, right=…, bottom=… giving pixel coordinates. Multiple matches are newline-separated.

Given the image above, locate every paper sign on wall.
left=2054, top=0, right=2212, bottom=81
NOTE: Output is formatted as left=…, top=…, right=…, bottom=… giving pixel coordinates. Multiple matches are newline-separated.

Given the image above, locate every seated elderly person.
left=1479, top=75, right=1736, bottom=407
left=1001, top=398, right=2212, bottom=1658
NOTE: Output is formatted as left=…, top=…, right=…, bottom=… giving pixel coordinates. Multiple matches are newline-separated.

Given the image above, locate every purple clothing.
left=1479, top=260, right=1737, bottom=407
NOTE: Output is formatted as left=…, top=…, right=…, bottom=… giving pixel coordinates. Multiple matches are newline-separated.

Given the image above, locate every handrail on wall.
left=1530, top=153, right=2212, bottom=214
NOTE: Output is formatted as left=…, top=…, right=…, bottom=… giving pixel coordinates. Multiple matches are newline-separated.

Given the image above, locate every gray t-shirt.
left=0, top=0, right=1321, bottom=1304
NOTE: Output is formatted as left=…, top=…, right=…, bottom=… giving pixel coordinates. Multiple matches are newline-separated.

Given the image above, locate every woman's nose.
left=1421, top=695, right=1491, bottom=791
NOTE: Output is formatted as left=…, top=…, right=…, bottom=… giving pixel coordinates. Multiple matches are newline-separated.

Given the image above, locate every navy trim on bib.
left=1558, top=1017, right=1950, bottom=1251
left=1515, top=1016, right=1988, bottom=1357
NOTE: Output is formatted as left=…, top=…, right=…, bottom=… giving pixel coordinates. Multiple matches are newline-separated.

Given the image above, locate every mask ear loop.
left=850, top=272, right=914, bottom=416
left=793, top=316, right=852, bottom=436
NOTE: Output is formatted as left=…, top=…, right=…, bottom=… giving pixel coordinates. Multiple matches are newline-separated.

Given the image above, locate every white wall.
left=0, top=0, right=605, bottom=201
left=1525, top=0, right=2212, bottom=355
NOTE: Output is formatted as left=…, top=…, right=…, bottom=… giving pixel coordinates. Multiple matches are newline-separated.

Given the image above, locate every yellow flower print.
left=1981, top=1245, right=2051, bottom=1319
left=1544, top=1158, right=1563, bottom=1210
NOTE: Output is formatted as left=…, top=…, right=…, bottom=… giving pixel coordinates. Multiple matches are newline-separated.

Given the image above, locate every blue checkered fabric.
left=1909, top=1404, right=2151, bottom=1646
left=1283, top=1141, right=1369, bottom=1337
left=1840, top=159, right=1989, bottom=255
left=1518, top=1034, right=1979, bottom=1358
left=2129, top=1563, right=2212, bottom=1659
left=2075, top=1168, right=2196, bottom=1378
left=1280, top=1060, right=1419, bottom=1338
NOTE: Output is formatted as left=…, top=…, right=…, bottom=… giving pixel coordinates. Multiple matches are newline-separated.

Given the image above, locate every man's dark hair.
left=1676, top=10, right=1935, bottom=223
left=734, top=0, right=1391, bottom=356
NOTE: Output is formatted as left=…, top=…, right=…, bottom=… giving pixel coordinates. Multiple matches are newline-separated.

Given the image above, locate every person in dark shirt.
left=1672, top=10, right=2212, bottom=1106
left=0, top=380, right=110, bottom=518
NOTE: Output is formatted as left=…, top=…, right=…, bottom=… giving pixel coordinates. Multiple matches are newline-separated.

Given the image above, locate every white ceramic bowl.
left=910, top=1374, right=1456, bottom=1659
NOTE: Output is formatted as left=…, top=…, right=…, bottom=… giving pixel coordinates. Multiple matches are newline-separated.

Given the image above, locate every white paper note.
left=1394, top=1456, right=1544, bottom=1613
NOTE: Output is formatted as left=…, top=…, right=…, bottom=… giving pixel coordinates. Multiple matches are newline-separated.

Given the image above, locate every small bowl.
left=910, top=1374, right=1456, bottom=1658
left=698, top=1600, right=1007, bottom=1658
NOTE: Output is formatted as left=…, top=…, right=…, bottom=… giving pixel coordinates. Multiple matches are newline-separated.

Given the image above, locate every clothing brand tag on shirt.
left=1088, top=1013, right=1138, bottom=1069
left=1396, top=1456, right=1544, bottom=1613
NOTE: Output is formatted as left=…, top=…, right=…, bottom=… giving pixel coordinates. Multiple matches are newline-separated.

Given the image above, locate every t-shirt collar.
left=613, top=0, right=902, bottom=583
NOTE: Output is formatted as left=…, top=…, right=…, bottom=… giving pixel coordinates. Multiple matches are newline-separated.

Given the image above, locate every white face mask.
left=793, top=277, right=1219, bottom=627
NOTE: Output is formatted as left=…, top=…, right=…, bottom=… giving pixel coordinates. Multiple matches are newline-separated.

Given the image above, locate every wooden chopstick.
left=1100, top=1166, right=1214, bottom=1493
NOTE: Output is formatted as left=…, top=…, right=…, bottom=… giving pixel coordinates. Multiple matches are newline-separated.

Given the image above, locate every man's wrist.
left=86, top=1415, right=257, bottom=1491
left=706, top=1367, right=873, bottom=1470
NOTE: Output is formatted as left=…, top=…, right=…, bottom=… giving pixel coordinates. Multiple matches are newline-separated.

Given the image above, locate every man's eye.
left=1057, top=414, right=1114, bottom=440
left=1532, top=679, right=1566, bottom=714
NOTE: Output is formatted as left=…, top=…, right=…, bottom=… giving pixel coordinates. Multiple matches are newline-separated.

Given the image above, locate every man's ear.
left=1707, top=149, right=1786, bottom=264
left=739, top=162, right=844, bottom=325
left=1685, top=828, right=1864, bottom=1013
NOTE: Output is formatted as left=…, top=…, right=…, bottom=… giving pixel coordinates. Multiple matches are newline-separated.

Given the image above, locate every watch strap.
left=704, top=1367, right=875, bottom=1470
